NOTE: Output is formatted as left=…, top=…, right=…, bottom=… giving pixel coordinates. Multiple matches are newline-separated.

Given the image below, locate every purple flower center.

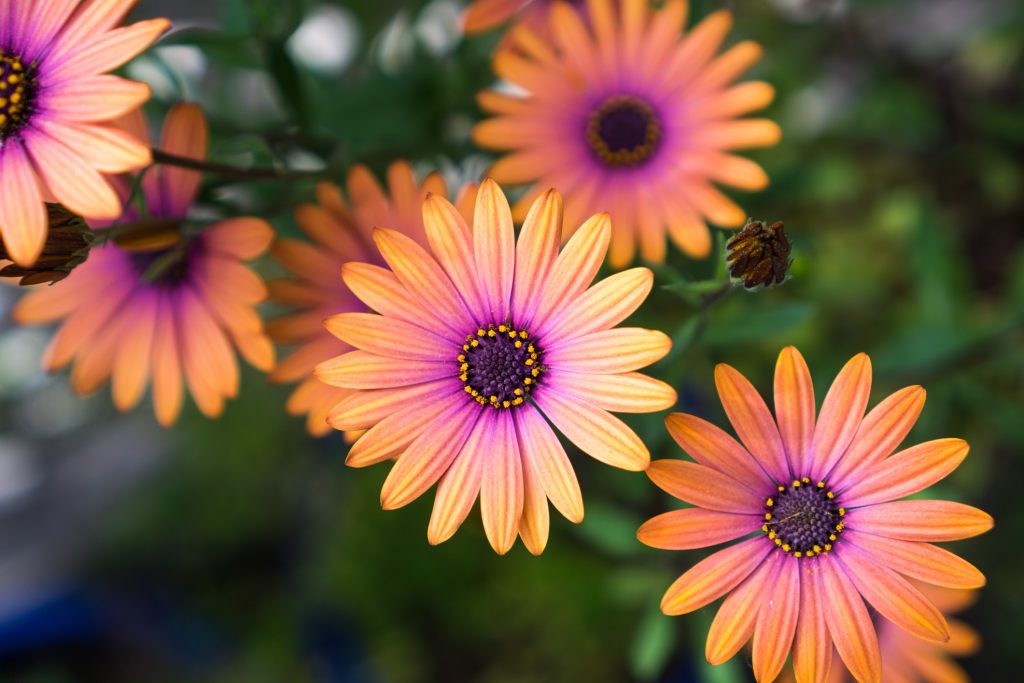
left=762, top=477, right=845, bottom=557
left=0, top=50, right=38, bottom=140
left=129, top=245, right=191, bottom=284
left=458, top=323, right=543, bottom=409
left=586, top=95, right=661, bottom=168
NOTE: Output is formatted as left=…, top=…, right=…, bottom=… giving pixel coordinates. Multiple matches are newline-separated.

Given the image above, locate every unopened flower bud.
left=726, top=220, right=792, bottom=289
left=0, top=204, right=91, bottom=285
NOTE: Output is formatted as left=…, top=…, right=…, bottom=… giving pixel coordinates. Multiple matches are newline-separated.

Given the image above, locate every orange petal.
left=792, top=566, right=832, bottom=683
left=513, top=403, right=584, bottom=523
left=44, top=75, right=151, bottom=122
left=511, top=188, right=562, bottom=327
left=341, top=262, right=460, bottom=343
left=534, top=388, right=649, bottom=471
left=837, top=545, right=949, bottom=643
left=26, top=133, right=121, bottom=218
left=111, top=292, right=157, bottom=411
left=324, top=312, right=452, bottom=361
left=151, top=291, right=184, bottom=426
left=316, top=350, right=450, bottom=389
left=328, top=380, right=453, bottom=431
left=427, top=411, right=490, bottom=545
left=548, top=370, right=676, bottom=413
left=540, top=267, right=653, bottom=342
left=518, top=446, right=550, bottom=556
left=462, top=0, right=519, bottom=33
left=373, top=228, right=474, bottom=334
left=422, top=193, right=488, bottom=322
left=665, top=412, right=773, bottom=491
left=697, top=119, right=782, bottom=150
left=0, top=144, right=47, bottom=267
left=638, top=507, right=761, bottom=550
left=843, top=531, right=985, bottom=589
left=851, top=500, right=992, bottom=542
left=828, top=385, right=925, bottom=488
left=529, top=212, right=611, bottom=332
left=203, top=218, right=273, bottom=260
left=38, top=120, right=150, bottom=172
left=472, top=179, right=515, bottom=322
left=705, top=557, right=774, bottom=664
left=51, top=18, right=170, bottom=79
left=715, top=363, right=789, bottom=483
left=774, top=346, right=815, bottom=475
left=379, top=400, right=480, bottom=509
left=646, top=459, right=762, bottom=513
left=479, top=411, right=523, bottom=555
left=808, top=353, right=871, bottom=480
left=839, top=438, right=969, bottom=507
left=753, top=559, right=800, bottom=683
left=346, top=401, right=448, bottom=468
left=819, top=558, right=882, bottom=683
left=546, top=328, right=671, bottom=374
left=660, top=537, right=770, bottom=615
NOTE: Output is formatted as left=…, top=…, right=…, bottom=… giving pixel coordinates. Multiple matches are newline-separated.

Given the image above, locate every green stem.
left=151, top=149, right=321, bottom=181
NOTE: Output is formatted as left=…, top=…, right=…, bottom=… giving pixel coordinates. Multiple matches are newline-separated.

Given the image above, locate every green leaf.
left=630, top=607, right=677, bottom=681
left=703, top=301, right=817, bottom=347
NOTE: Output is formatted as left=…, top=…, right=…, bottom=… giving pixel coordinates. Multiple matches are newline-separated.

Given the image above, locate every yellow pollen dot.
left=531, top=368, right=539, bottom=377
left=829, top=534, right=836, bottom=541
left=764, top=513, right=772, bottom=520
left=524, top=377, right=532, bottom=385
left=525, top=358, right=534, bottom=366
left=801, top=477, right=810, bottom=484
left=782, top=544, right=791, bottom=552
left=514, top=340, right=522, bottom=348
left=487, top=329, right=496, bottom=337
left=792, top=480, right=801, bottom=487
left=838, top=508, right=846, bottom=516
left=470, top=339, right=479, bottom=347
left=817, top=481, right=825, bottom=488
left=813, top=545, right=822, bottom=553
left=794, top=551, right=802, bottom=558
left=464, top=386, right=472, bottom=394
left=457, top=354, right=465, bottom=362
left=502, top=401, right=510, bottom=408
left=766, top=498, right=774, bottom=507
left=824, top=543, right=832, bottom=551
left=778, top=485, right=786, bottom=492
left=513, top=388, right=522, bottom=396
left=761, top=524, right=768, bottom=532
left=768, top=530, right=776, bottom=540
left=498, top=325, right=507, bottom=333
left=774, top=538, right=782, bottom=546
left=519, top=331, right=527, bottom=339
left=827, top=491, right=835, bottom=499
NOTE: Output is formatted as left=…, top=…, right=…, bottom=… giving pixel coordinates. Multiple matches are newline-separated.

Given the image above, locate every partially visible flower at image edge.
left=462, top=0, right=560, bottom=35
left=0, top=0, right=169, bottom=266
left=638, top=347, right=992, bottom=683
left=319, top=179, right=676, bottom=555
left=474, top=0, right=779, bottom=267
left=13, top=103, right=275, bottom=426
left=779, top=582, right=981, bottom=683
left=267, top=161, right=477, bottom=437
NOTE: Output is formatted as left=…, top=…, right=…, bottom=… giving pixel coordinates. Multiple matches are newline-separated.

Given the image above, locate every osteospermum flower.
left=463, top=0, right=561, bottom=35
left=474, top=0, right=780, bottom=267
left=268, top=162, right=475, bottom=436
left=320, top=179, right=675, bottom=554
left=638, top=347, right=992, bottom=683
left=0, top=0, right=169, bottom=266
left=14, top=103, right=274, bottom=425
left=780, top=583, right=980, bottom=683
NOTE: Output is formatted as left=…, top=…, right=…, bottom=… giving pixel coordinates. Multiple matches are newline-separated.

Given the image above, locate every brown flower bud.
left=0, top=204, right=92, bottom=285
left=726, top=220, right=792, bottom=289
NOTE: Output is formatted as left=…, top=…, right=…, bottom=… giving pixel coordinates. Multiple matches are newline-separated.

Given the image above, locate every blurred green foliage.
left=11, top=0, right=1024, bottom=681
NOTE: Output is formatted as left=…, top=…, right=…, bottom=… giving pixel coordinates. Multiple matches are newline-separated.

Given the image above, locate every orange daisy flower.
left=320, top=179, right=675, bottom=554
left=474, top=0, right=779, bottom=267
left=14, top=103, right=275, bottom=426
left=268, top=162, right=476, bottom=436
left=463, top=0, right=562, bottom=35
left=0, top=0, right=169, bottom=266
left=638, top=347, right=992, bottom=683
left=779, top=583, right=981, bottom=683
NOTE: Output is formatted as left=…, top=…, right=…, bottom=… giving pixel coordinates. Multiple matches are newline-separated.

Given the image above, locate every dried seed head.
left=726, top=220, right=792, bottom=289
left=0, top=204, right=92, bottom=285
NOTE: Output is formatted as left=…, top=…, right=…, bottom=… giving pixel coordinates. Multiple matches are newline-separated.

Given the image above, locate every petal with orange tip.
left=203, top=218, right=274, bottom=260
left=316, top=350, right=451, bottom=390
left=705, top=557, right=773, bottom=665
left=545, top=328, right=671, bottom=374
left=660, top=537, right=770, bottom=616
left=774, top=346, right=816, bottom=475
left=638, top=507, right=761, bottom=551
left=665, top=412, right=773, bottom=491
left=839, top=438, right=969, bottom=507
left=530, top=212, right=611, bottom=331
left=379, top=399, right=480, bottom=509
left=472, top=179, right=515, bottom=322
left=646, top=459, right=762, bottom=514
left=792, top=566, right=832, bottom=683
left=548, top=370, right=676, bottom=413
left=843, top=531, right=985, bottom=589
left=324, top=312, right=452, bottom=361
left=480, top=411, right=523, bottom=555
left=534, top=388, right=649, bottom=471
left=511, top=189, right=562, bottom=326
left=715, top=363, right=789, bottom=483
left=837, top=544, right=950, bottom=643
left=850, top=500, right=993, bottom=542
left=0, top=144, right=47, bottom=267
left=819, top=558, right=882, bottom=683
left=752, top=559, right=800, bottom=683
left=808, top=353, right=872, bottom=480
left=422, top=193, right=487, bottom=321
left=328, top=380, right=455, bottom=431
left=428, top=411, right=490, bottom=546
left=513, top=402, right=584, bottom=523
left=26, top=133, right=121, bottom=219
left=540, top=267, right=654, bottom=343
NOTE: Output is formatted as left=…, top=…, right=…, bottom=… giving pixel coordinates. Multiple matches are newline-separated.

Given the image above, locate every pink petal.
left=41, top=74, right=150, bottom=122
left=518, top=425, right=551, bottom=555
left=513, top=404, right=583, bottom=523
left=324, top=312, right=453, bottom=361
left=546, top=370, right=676, bottom=413
left=327, top=380, right=456, bottom=431
left=510, top=189, right=561, bottom=327
left=753, top=558, right=800, bottom=683
left=25, top=132, right=121, bottom=218
left=665, top=412, right=774, bottom=491
left=422, top=193, right=488, bottom=323
left=705, top=557, right=775, bottom=665
left=792, top=566, right=832, bottom=683
left=819, top=557, right=882, bottom=683
left=427, top=410, right=490, bottom=545
left=0, top=143, right=47, bottom=266
left=545, top=328, right=671, bottom=374
left=842, top=531, right=985, bottom=589
left=316, top=350, right=452, bottom=389
left=345, top=401, right=450, bottom=468
left=539, top=267, right=654, bottom=343
left=851, top=500, right=992, bottom=542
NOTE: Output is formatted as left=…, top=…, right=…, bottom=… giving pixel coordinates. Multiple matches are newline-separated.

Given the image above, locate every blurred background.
left=0, top=0, right=1021, bottom=680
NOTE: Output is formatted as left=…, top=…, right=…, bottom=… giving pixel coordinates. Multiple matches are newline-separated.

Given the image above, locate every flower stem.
left=150, top=148, right=321, bottom=181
